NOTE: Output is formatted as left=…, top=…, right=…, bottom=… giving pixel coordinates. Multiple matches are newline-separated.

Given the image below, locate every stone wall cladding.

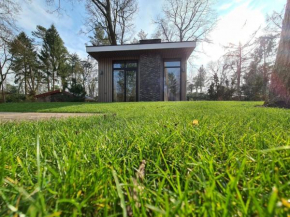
left=139, top=53, right=162, bottom=101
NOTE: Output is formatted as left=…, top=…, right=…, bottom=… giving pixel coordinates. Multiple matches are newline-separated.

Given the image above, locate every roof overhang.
left=86, top=41, right=196, bottom=59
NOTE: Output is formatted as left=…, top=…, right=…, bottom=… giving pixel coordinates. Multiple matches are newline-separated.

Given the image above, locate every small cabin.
left=86, top=39, right=196, bottom=102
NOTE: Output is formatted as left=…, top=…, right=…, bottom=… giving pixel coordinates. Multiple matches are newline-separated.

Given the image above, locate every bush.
left=187, top=92, right=208, bottom=101
left=5, top=94, right=26, bottom=103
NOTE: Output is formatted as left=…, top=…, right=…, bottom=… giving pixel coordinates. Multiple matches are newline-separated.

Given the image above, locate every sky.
left=15, top=0, right=286, bottom=78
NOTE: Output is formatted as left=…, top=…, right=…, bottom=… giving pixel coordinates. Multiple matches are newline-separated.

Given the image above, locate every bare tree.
left=268, top=0, right=290, bottom=107
left=0, top=0, right=20, bottom=102
left=117, top=0, right=137, bottom=44
left=0, top=0, right=20, bottom=44
left=223, top=29, right=260, bottom=99
left=86, top=57, right=98, bottom=97
left=154, top=19, right=174, bottom=42
left=137, top=29, right=148, bottom=40
left=266, top=8, right=285, bottom=37
left=207, top=58, right=233, bottom=87
left=0, top=43, right=13, bottom=102
left=46, top=0, right=138, bottom=45
left=154, top=0, right=216, bottom=42
left=131, top=29, right=148, bottom=44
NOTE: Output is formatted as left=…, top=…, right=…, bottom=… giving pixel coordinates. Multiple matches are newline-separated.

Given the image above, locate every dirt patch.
left=0, top=112, right=99, bottom=122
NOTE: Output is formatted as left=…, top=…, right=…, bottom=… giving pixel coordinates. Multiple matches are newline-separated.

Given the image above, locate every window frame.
left=163, top=59, right=182, bottom=101
left=112, top=60, right=138, bottom=102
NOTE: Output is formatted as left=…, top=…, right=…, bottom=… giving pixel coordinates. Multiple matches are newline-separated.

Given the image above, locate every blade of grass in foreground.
left=112, top=169, right=127, bottom=217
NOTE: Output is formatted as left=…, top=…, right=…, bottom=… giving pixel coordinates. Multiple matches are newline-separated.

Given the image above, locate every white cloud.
left=194, top=0, right=266, bottom=68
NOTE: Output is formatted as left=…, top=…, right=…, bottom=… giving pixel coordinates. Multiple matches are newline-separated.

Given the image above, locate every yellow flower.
left=282, top=198, right=290, bottom=208
left=192, top=120, right=199, bottom=126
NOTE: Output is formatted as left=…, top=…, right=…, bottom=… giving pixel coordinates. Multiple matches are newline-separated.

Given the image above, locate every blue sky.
left=16, top=0, right=286, bottom=76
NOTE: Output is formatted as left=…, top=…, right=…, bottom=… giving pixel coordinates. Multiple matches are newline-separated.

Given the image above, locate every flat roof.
left=86, top=41, right=196, bottom=53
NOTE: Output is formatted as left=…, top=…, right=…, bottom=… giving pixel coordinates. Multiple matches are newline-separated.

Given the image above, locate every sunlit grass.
left=0, top=101, right=290, bottom=216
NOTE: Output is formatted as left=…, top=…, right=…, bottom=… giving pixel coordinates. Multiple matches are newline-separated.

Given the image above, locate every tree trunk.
left=24, top=69, right=27, bottom=97
left=263, top=43, right=267, bottom=100
left=0, top=66, right=5, bottom=103
left=106, top=0, right=117, bottom=45
left=1, top=82, right=5, bottom=103
left=52, top=71, right=55, bottom=91
left=267, top=0, right=290, bottom=107
left=237, top=45, right=242, bottom=100
left=47, top=75, right=50, bottom=92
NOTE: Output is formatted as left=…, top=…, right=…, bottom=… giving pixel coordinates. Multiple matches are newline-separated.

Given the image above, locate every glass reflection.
left=113, top=70, right=125, bottom=102
left=113, top=63, right=125, bottom=69
left=126, top=71, right=136, bottom=102
left=164, top=61, right=181, bottom=67
left=164, top=68, right=180, bottom=101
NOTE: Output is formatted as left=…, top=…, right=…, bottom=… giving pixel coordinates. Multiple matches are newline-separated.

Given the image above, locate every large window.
left=164, top=60, right=181, bottom=101
left=113, top=61, right=137, bottom=102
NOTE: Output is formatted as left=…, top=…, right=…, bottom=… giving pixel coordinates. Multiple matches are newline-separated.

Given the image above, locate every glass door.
left=164, top=60, right=181, bottom=101
left=113, top=61, right=137, bottom=102
left=113, top=70, right=125, bottom=102
left=126, top=70, right=137, bottom=102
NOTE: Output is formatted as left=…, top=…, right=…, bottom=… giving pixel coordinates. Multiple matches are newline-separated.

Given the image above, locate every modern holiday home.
left=86, top=39, right=196, bottom=102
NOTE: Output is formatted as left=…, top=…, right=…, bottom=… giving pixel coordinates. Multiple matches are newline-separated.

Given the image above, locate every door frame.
left=163, top=59, right=182, bottom=101
left=112, top=60, right=138, bottom=102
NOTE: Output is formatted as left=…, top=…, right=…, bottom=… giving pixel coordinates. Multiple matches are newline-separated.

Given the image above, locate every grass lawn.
left=0, top=101, right=290, bottom=216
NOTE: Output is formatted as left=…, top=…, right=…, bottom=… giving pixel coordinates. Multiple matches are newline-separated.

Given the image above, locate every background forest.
left=0, top=0, right=287, bottom=103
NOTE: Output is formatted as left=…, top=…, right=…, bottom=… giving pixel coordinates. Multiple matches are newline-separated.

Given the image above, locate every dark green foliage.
left=9, top=32, right=41, bottom=97
left=5, top=94, right=26, bottom=102
left=242, top=62, right=264, bottom=101
left=207, top=73, right=235, bottom=100
left=186, top=92, right=208, bottom=101
left=242, top=35, right=276, bottom=101
left=89, top=24, right=110, bottom=46
left=35, top=24, right=68, bottom=91
left=68, top=78, right=86, bottom=101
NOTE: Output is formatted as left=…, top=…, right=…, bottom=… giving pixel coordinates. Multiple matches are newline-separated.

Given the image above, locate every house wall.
left=98, top=56, right=138, bottom=102
left=97, top=51, right=187, bottom=102
left=36, top=95, right=51, bottom=102
left=139, top=53, right=162, bottom=101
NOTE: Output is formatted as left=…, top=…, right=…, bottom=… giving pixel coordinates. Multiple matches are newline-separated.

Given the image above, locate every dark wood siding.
left=98, top=57, right=138, bottom=102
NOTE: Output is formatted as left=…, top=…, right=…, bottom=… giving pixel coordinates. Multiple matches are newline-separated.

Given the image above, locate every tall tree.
left=266, top=8, right=284, bottom=37
left=131, top=29, right=148, bottom=44
left=0, top=0, right=20, bottom=44
left=242, top=59, right=264, bottom=101
left=81, top=56, right=98, bottom=97
left=268, top=0, right=290, bottom=107
left=47, top=0, right=138, bottom=45
left=0, top=0, right=20, bottom=102
left=253, top=36, right=276, bottom=100
left=89, top=24, right=110, bottom=46
left=0, top=42, right=13, bottom=102
left=195, top=65, right=206, bottom=92
left=84, top=0, right=138, bottom=45
left=137, top=29, right=148, bottom=40
left=154, top=0, right=216, bottom=42
left=32, top=25, right=52, bottom=91
left=9, top=32, right=40, bottom=97
left=35, top=25, right=68, bottom=91
left=223, top=33, right=257, bottom=100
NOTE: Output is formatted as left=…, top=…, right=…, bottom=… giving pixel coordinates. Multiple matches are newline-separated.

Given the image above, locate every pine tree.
left=36, top=25, right=68, bottom=91
left=9, top=32, right=40, bottom=97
